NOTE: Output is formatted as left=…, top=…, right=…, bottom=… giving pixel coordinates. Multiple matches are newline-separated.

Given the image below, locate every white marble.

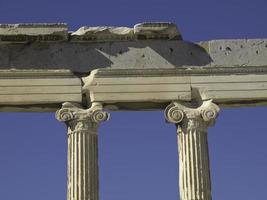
left=56, top=102, right=109, bottom=200
left=0, top=70, right=82, bottom=105
left=0, top=23, right=68, bottom=42
left=134, top=22, right=182, bottom=40
left=165, top=100, right=219, bottom=200
left=71, top=26, right=134, bottom=41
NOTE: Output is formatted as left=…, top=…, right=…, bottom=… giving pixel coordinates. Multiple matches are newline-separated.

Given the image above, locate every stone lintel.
left=0, top=38, right=266, bottom=72
left=1, top=66, right=267, bottom=111
left=199, top=39, right=267, bottom=68
left=0, top=40, right=209, bottom=71
left=0, top=29, right=266, bottom=111
left=83, top=67, right=267, bottom=110
left=0, top=69, right=82, bottom=107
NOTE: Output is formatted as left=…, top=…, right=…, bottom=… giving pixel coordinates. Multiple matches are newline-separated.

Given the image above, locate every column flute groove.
left=165, top=100, right=219, bottom=200
left=56, top=102, right=109, bottom=200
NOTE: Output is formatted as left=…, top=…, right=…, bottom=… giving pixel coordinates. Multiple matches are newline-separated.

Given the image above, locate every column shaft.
left=68, top=131, right=99, bottom=200
left=165, top=100, right=219, bottom=200
left=56, top=102, right=109, bottom=200
left=178, top=126, right=211, bottom=200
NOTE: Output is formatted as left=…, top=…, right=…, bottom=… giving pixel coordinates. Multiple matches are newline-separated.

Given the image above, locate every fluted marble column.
left=56, top=102, right=109, bottom=200
left=165, top=100, right=219, bottom=200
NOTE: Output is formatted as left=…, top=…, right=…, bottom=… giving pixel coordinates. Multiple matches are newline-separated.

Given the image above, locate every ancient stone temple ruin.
left=1, top=22, right=267, bottom=200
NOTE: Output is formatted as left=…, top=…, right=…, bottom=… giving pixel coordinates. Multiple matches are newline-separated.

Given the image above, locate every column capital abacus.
left=56, top=102, right=110, bottom=134
left=165, top=100, right=220, bottom=131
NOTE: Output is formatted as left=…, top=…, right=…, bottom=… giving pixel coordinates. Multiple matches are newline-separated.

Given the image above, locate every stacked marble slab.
left=0, top=22, right=182, bottom=43
left=0, top=23, right=68, bottom=42
left=0, top=22, right=182, bottom=109
left=0, top=22, right=267, bottom=110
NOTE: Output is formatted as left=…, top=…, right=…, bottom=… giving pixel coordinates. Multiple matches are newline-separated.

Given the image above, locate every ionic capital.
left=56, top=102, right=110, bottom=134
left=165, top=100, right=220, bottom=131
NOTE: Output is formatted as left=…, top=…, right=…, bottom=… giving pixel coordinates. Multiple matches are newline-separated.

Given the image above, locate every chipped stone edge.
left=0, top=22, right=182, bottom=43
left=0, top=23, right=68, bottom=43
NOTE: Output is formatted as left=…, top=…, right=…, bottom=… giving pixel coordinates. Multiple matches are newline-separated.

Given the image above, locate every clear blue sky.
left=0, top=0, right=267, bottom=200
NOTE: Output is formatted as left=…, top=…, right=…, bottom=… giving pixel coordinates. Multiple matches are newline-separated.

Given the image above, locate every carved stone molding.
left=165, top=100, right=219, bottom=200
left=165, top=100, right=219, bottom=131
left=56, top=102, right=109, bottom=200
left=56, top=102, right=109, bottom=134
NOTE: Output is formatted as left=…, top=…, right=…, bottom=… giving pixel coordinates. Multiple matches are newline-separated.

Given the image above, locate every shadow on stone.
left=0, top=40, right=212, bottom=73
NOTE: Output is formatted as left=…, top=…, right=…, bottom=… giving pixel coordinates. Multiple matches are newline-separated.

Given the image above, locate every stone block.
left=199, top=39, right=267, bottom=67
left=0, top=70, right=82, bottom=105
left=83, top=68, right=191, bottom=104
left=0, top=23, right=68, bottom=42
left=71, top=26, right=134, bottom=42
left=134, top=22, right=182, bottom=40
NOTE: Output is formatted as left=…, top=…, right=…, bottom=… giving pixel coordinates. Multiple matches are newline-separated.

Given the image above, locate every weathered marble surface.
left=134, top=22, right=182, bottom=40
left=0, top=23, right=68, bottom=42
left=0, top=40, right=211, bottom=72
left=71, top=26, right=134, bottom=41
left=0, top=22, right=267, bottom=110
left=0, top=23, right=266, bottom=72
left=83, top=67, right=267, bottom=110
left=0, top=22, right=266, bottom=72
left=165, top=100, right=220, bottom=200
left=199, top=39, right=267, bottom=67
left=0, top=39, right=266, bottom=72
left=0, top=22, right=181, bottom=43
left=56, top=102, right=109, bottom=200
left=0, top=70, right=81, bottom=106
